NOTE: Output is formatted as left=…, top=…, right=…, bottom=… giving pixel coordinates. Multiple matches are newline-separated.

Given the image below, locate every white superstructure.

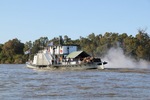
left=48, top=45, right=78, bottom=55
left=32, top=50, right=53, bottom=66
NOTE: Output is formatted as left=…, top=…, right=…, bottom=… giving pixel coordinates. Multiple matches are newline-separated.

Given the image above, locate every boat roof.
left=48, top=44, right=79, bottom=47
left=66, top=51, right=90, bottom=59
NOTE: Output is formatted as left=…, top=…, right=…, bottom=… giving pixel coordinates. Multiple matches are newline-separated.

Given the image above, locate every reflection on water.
left=0, top=64, right=150, bottom=100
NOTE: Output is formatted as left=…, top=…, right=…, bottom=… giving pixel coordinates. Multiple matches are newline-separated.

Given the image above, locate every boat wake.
left=103, top=68, right=150, bottom=74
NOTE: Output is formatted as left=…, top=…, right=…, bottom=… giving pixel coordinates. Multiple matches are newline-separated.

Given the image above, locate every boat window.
left=93, top=58, right=101, bottom=62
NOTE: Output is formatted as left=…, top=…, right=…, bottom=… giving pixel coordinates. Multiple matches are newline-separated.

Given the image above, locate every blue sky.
left=0, top=0, right=150, bottom=44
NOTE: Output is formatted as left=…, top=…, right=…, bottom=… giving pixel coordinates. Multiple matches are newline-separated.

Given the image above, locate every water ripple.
left=0, top=64, right=150, bottom=100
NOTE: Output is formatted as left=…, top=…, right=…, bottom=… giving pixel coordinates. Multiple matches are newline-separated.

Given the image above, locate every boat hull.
left=26, top=63, right=105, bottom=70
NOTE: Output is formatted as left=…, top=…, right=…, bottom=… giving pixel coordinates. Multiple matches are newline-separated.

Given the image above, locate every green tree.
left=1, top=38, right=24, bottom=63
left=135, top=29, right=150, bottom=60
left=40, top=37, right=49, bottom=49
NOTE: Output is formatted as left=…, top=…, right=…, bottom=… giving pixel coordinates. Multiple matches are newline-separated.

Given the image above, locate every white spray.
left=103, top=47, right=150, bottom=69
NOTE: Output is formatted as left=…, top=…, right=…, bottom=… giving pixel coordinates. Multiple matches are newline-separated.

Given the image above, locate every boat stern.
left=97, top=61, right=107, bottom=69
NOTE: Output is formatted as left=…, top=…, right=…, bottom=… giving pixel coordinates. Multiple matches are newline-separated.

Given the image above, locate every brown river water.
left=0, top=64, right=150, bottom=100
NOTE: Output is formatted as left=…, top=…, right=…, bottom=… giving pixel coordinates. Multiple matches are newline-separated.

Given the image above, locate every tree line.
left=0, top=29, right=150, bottom=64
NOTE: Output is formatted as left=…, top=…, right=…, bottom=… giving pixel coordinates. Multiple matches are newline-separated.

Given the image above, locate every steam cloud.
left=103, top=48, right=150, bottom=69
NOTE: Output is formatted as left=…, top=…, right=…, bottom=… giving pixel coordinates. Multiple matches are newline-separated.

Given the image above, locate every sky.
left=0, top=0, right=150, bottom=44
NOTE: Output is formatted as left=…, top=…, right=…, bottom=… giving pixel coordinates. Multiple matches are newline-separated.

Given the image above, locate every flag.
left=24, top=50, right=30, bottom=55
left=48, top=42, right=53, bottom=46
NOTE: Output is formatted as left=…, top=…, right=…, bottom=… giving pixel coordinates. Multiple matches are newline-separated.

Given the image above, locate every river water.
left=0, top=64, right=150, bottom=100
